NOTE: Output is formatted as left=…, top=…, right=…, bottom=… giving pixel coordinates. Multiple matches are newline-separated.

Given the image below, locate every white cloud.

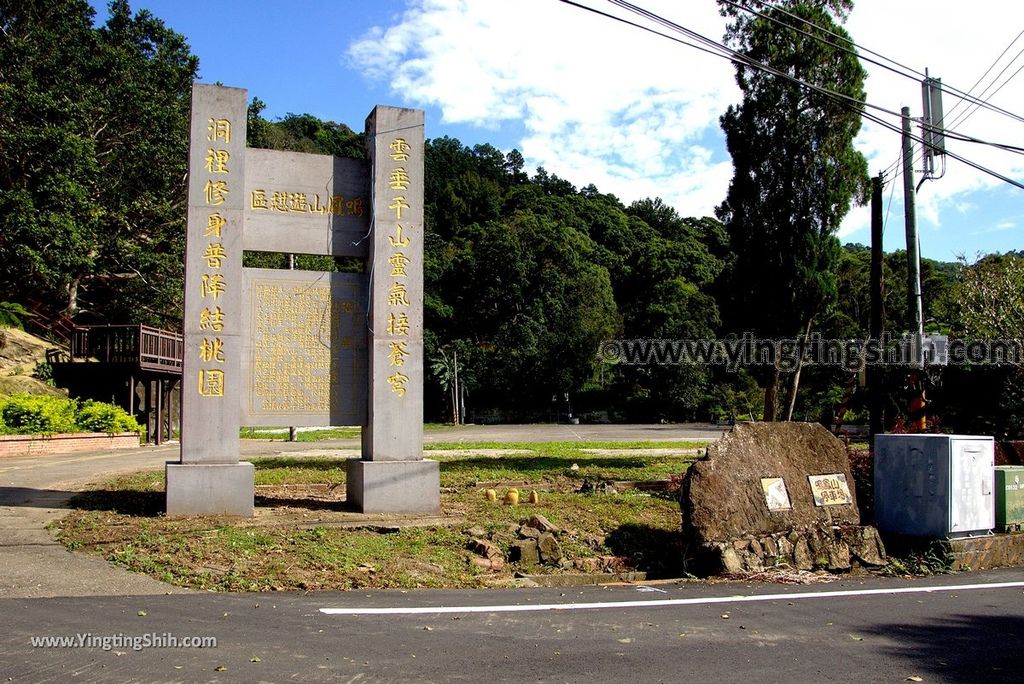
left=347, top=0, right=737, bottom=216
left=843, top=1, right=1024, bottom=241
left=348, top=0, right=1024, bottom=251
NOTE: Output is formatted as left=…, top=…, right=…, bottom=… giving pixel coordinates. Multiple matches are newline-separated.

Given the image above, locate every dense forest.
left=1, top=0, right=1021, bottom=436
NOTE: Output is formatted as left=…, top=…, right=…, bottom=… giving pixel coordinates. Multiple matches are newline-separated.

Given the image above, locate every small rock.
left=537, top=532, right=563, bottom=564
left=470, top=557, right=503, bottom=572
left=845, top=526, right=887, bottom=567
left=741, top=550, right=764, bottom=573
left=718, top=545, right=744, bottom=574
left=826, top=540, right=852, bottom=571
left=793, top=538, right=814, bottom=571
left=465, top=526, right=487, bottom=538
left=526, top=514, right=559, bottom=534
left=518, top=525, right=541, bottom=539
left=574, top=557, right=603, bottom=573
left=510, top=539, right=540, bottom=565
left=466, top=538, right=503, bottom=561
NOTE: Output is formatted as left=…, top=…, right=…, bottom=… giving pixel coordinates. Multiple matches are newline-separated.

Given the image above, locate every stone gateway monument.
left=166, top=83, right=438, bottom=516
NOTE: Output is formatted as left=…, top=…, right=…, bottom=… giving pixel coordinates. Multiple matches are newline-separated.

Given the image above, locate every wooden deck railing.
left=69, top=325, right=183, bottom=373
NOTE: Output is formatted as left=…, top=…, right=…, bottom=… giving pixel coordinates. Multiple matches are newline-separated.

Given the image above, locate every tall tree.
left=0, top=0, right=198, bottom=324
left=716, top=0, right=869, bottom=419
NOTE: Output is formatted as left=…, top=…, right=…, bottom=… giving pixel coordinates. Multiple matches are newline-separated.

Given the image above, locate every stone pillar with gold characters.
left=167, top=84, right=254, bottom=516
left=348, top=106, right=439, bottom=514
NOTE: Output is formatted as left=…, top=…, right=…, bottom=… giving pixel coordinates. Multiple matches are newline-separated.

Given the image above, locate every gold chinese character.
left=389, top=138, right=410, bottom=161
left=201, top=273, right=225, bottom=299
left=203, top=242, right=226, bottom=269
left=203, top=179, right=228, bottom=206
left=387, top=312, right=410, bottom=336
left=341, top=301, right=355, bottom=314
left=205, top=212, right=226, bottom=238
left=199, top=306, right=225, bottom=332
left=387, top=371, right=409, bottom=396
left=387, top=224, right=411, bottom=247
left=271, top=191, right=288, bottom=212
left=388, top=251, right=411, bottom=277
left=341, top=336, right=352, bottom=349
left=204, top=148, right=230, bottom=174
left=198, top=368, right=225, bottom=397
left=328, top=195, right=344, bottom=215
left=251, top=190, right=268, bottom=210
left=388, top=196, right=410, bottom=220
left=387, top=282, right=410, bottom=307
left=288, top=192, right=309, bottom=212
left=389, top=167, right=410, bottom=190
left=347, top=198, right=364, bottom=216
left=207, top=118, right=231, bottom=143
left=387, top=341, right=409, bottom=366
left=200, top=337, right=225, bottom=362
left=310, top=193, right=326, bottom=214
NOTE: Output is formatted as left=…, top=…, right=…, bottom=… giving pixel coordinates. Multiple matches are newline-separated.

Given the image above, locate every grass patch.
left=54, top=442, right=701, bottom=591
left=240, top=427, right=361, bottom=441
left=430, top=440, right=704, bottom=487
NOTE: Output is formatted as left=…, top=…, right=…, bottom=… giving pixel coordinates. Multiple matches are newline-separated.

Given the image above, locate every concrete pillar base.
left=346, top=459, right=440, bottom=514
left=165, top=461, right=255, bottom=517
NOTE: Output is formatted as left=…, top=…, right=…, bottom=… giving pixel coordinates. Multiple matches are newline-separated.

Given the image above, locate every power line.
left=943, top=27, right=1024, bottom=123
left=947, top=42, right=1024, bottom=130
left=558, top=0, right=1024, bottom=193
left=720, top=0, right=921, bottom=82
left=737, top=0, right=1024, bottom=127
left=608, top=0, right=903, bottom=118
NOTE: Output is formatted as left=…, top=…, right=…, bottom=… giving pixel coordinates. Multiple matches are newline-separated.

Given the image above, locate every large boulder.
left=682, top=422, right=860, bottom=545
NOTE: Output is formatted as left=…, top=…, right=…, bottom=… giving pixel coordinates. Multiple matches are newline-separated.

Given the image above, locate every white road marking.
left=319, top=580, right=1024, bottom=616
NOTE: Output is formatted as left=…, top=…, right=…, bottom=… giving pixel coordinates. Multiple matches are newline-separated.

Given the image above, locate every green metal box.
left=995, top=466, right=1024, bottom=531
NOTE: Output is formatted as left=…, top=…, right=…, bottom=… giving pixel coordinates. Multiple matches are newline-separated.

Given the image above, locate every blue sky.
left=89, top=0, right=1024, bottom=262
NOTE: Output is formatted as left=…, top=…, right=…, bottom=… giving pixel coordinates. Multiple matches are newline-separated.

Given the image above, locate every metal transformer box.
left=874, top=434, right=994, bottom=538
left=995, top=466, right=1024, bottom=531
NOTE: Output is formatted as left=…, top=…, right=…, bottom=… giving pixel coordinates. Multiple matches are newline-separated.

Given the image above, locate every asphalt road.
left=3, top=425, right=1024, bottom=682
left=2, top=571, right=1023, bottom=683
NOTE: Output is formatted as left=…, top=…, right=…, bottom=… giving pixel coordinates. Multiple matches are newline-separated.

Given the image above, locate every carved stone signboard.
left=240, top=268, right=367, bottom=427
left=167, top=83, right=434, bottom=516
left=243, top=149, right=369, bottom=257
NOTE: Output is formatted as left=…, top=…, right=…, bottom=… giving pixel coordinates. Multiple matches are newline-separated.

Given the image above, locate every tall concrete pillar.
left=347, top=106, right=438, bottom=514
left=166, top=84, right=253, bottom=516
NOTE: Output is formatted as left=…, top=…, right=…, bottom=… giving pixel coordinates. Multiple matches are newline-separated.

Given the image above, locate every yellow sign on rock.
left=808, top=474, right=853, bottom=506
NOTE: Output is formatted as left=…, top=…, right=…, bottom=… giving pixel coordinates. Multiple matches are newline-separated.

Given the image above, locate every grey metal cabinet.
left=874, top=434, right=994, bottom=538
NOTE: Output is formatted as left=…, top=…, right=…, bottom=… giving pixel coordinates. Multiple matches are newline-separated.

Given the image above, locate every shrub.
left=75, top=400, right=142, bottom=434
left=32, top=361, right=54, bottom=384
left=1, top=394, right=78, bottom=435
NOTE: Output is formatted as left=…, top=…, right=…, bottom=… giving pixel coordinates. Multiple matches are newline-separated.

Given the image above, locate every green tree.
left=716, top=0, right=869, bottom=420
left=0, top=0, right=198, bottom=325
left=937, top=253, right=1024, bottom=438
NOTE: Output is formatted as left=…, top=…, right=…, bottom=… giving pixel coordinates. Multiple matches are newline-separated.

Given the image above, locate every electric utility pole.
left=869, top=173, right=884, bottom=437
left=901, top=105, right=927, bottom=430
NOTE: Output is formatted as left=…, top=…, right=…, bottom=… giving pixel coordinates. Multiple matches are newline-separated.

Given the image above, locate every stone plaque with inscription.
left=240, top=268, right=367, bottom=426
left=243, top=149, right=369, bottom=257
left=808, top=474, right=853, bottom=506
left=760, top=477, right=793, bottom=511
